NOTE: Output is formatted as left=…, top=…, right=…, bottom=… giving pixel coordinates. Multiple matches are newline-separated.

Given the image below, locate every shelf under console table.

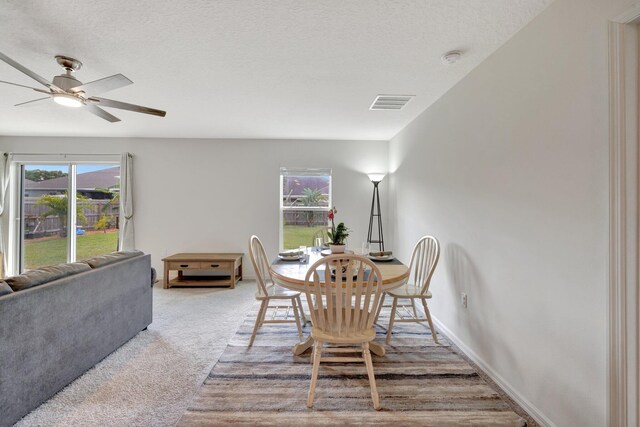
left=162, top=253, right=243, bottom=289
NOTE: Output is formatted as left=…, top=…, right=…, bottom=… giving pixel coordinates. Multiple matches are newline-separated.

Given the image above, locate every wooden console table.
left=162, top=253, right=243, bottom=289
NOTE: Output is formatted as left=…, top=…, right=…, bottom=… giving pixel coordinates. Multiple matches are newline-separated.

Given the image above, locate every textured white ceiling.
left=0, top=0, right=552, bottom=140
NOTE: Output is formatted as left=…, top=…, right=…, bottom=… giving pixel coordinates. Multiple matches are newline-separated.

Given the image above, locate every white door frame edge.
left=608, top=7, right=640, bottom=427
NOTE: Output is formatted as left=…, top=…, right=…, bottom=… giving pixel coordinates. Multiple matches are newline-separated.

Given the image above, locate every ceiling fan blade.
left=0, top=80, right=51, bottom=94
left=89, top=96, right=166, bottom=117
left=15, top=97, right=51, bottom=107
left=84, top=104, right=121, bottom=122
left=71, top=74, right=132, bottom=95
left=0, top=51, right=63, bottom=92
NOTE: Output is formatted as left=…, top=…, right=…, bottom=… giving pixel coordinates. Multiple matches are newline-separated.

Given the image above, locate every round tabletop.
left=270, top=251, right=409, bottom=292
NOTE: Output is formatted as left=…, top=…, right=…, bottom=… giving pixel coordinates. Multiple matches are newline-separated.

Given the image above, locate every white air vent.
left=369, top=95, right=414, bottom=110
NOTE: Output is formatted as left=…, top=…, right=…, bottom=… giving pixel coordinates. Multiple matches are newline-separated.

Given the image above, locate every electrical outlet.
left=460, top=292, right=468, bottom=308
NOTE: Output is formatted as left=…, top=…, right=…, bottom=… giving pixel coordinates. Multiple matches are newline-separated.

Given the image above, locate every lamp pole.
left=366, top=173, right=385, bottom=251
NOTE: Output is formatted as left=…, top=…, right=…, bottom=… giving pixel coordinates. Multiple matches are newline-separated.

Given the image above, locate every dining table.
left=270, top=249, right=409, bottom=357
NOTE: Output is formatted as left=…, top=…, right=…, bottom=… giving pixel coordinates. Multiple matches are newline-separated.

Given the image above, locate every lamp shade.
left=367, top=173, right=386, bottom=183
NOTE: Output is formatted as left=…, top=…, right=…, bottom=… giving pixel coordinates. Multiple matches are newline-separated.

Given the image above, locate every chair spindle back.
left=408, top=235, right=440, bottom=295
left=304, top=254, right=383, bottom=336
left=249, top=235, right=272, bottom=297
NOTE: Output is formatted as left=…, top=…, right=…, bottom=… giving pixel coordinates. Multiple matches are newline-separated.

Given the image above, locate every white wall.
left=389, top=0, right=635, bottom=425
left=0, top=137, right=389, bottom=276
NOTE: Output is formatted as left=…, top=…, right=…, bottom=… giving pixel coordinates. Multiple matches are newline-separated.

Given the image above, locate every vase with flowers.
left=327, top=206, right=349, bottom=253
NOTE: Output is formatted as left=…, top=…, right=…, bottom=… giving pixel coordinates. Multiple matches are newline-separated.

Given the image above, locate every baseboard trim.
left=432, top=316, right=556, bottom=427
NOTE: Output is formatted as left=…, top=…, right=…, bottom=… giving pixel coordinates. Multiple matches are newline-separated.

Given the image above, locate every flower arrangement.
left=327, top=206, right=349, bottom=246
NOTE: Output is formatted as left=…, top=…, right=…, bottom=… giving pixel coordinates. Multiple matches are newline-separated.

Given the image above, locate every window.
left=279, top=168, right=332, bottom=250
left=11, top=156, right=121, bottom=273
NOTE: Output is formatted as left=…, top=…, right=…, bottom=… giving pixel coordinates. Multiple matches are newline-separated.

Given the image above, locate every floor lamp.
left=366, top=173, right=385, bottom=251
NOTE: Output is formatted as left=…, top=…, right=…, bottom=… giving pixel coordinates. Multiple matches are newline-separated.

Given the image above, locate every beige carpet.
left=14, top=283, right=534, bottom=426
left=179, top=305, right=530, bottom=426
left=15, top=283, right=256, bottom=427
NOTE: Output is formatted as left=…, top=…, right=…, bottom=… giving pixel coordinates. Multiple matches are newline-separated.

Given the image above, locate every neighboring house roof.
left=284, top=176, right=330, bottom=197
left=24, top=167, right=120, bottom=191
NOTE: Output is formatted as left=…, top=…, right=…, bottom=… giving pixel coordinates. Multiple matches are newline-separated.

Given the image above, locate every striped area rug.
left=179, top=303, right=527, bottom=426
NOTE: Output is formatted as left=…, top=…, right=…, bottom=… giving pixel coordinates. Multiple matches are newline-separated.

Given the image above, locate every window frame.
left=279, top=167, right=332, bottom=251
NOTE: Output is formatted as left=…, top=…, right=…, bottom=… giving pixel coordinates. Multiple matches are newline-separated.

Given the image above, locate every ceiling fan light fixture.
left=53, top=93, right=83, bottom=108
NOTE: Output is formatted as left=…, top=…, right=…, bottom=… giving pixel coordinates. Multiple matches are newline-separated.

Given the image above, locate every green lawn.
left=24, top=231, right=119, bottom=270
left=283, top=225, right=327, bottom=249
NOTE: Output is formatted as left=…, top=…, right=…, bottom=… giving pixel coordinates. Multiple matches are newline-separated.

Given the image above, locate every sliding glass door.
left=22, top=164, right=70, bottom=269
left=20, top=163, right=120, bottom=272
left=74, top=164, right=120, bottom=259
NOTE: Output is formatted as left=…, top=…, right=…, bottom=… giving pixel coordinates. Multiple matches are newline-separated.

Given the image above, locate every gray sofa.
left=0, top=252, right=153, bottom=427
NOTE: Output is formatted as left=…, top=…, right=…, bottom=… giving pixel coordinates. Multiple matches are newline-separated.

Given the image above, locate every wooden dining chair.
left=248, top=235, right=306, bottom=347
left=304, top=254, right=384, bottom=410
left=378, top=235, right=440, bottom=344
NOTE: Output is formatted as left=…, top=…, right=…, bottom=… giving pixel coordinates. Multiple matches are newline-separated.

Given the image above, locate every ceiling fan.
left=0, top=51, right=166, bottom=122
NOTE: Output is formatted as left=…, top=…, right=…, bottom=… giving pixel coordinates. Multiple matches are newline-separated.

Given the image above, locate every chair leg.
left=292, top=297, right=303, bottom=339
left=310, top=342, right=315, bottom=365
left=307, top=340, right=323, bottom=408
left=386, top=297, right=399, bottom=344
left=249, top=299, right=268, bottom=347
left=296, top=295, right=307, bottom=324
left=363, top=342, right=380, bottom=410
left=421, top=299, right=439, bottom=344
left=410, top=299, right=419, bottom=319
left=374, top=293, right=386, bottom=324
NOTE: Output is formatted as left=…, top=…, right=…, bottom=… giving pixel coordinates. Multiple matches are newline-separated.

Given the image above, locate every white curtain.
left=0, top=153, right=11, bottom=275
left=118, top=152, right=135, bottom=251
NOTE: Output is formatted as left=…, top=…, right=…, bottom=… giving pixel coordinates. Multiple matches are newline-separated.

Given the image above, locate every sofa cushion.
left=5, top=262, right=92, bottom=292
left=83, top=250, right=144, bottom=269
left=0, top=281, right=13, bottom=296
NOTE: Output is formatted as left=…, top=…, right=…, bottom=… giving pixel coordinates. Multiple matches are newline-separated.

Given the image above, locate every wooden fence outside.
left=283, top=210, right=328, bottom=227
left=23, top=198, right=119, bottom=239
left=24, top=200, right=326, bottom=238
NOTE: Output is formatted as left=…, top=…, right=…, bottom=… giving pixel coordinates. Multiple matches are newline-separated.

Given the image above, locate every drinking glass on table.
left=314, top=237, right=324, bottom=251
left=362, top=242, right=370, bottom=257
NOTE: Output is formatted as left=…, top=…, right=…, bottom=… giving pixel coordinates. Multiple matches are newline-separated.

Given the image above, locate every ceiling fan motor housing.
left=53, top=55, right=83, bottom=92
left=52, top=74, right=82, bottom=92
